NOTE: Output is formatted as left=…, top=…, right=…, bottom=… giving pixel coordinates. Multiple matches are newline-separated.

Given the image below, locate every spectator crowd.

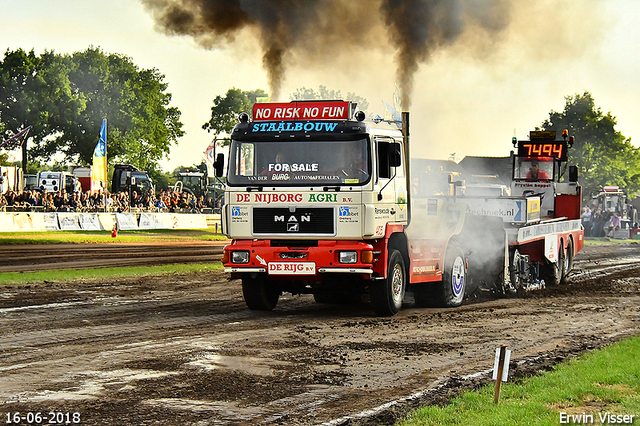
left=581, top=205, right=635, bottom=238
left=0, top=187, right=220, bottom=214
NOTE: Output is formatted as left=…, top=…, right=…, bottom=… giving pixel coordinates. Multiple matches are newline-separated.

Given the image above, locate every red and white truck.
left=217, top=101, right=584, bottom=315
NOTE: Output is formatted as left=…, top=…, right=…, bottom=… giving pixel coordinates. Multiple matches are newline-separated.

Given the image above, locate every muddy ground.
left=1, top=242, right=639, bottom=425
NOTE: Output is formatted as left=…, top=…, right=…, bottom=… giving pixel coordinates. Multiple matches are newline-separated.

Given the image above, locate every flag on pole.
left=92, top=119, right=107, bottom=185
left=204, top=138, right=217, bottom=177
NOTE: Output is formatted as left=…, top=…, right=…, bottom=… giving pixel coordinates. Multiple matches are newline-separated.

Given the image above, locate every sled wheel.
left=543, top=243, right=564, bottom=287
left=561, top=239, right=573, bottom=284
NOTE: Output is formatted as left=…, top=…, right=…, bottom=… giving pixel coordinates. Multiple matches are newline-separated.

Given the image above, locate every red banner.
left=252, top=101, right=350, bottom=121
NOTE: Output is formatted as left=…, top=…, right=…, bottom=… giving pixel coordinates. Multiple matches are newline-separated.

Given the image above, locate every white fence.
left=0, top=212, right=221, bottom=232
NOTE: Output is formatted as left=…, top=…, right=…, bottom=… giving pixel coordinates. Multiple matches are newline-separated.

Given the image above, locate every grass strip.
left=398, top=336, right=640, bottom=426
left=0, top=230, right=227, bottom=244
left=0, top=263, right=224, bottom=285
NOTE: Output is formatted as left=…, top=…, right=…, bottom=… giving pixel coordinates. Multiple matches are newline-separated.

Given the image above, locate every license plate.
left=268, top=262, right=316, bottom=275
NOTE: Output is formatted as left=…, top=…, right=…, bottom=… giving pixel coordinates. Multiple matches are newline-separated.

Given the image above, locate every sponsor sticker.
left=268, top=262, right=316, bottom=275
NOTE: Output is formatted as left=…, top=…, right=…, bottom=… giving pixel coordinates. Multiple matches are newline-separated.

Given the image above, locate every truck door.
left=375, top=137, right=407, bottom=223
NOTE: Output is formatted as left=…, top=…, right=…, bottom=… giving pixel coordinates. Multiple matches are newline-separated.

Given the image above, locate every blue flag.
left=92, top=119, right=107, bottom=184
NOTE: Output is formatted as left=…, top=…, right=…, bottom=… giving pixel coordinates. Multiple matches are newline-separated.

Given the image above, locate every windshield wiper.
left=323, top=186, right=341, bottom=191
left=246, top=186, right=264, bottom=192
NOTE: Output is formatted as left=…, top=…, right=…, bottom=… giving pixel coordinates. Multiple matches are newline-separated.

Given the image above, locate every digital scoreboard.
left=516, top=130, right=568, bottom=161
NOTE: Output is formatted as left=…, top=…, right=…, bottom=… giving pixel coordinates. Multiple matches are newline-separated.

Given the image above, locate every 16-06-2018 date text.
left=5, top=412, right=81, bottom=425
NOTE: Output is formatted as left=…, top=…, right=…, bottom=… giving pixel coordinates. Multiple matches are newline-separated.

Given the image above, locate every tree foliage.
left=291, top=85, right=369, bottom=112
left=541, top=91, right=640, bottom=199
left=0, top=47, right=184, bottom=174
left=202, top=88, right=268, bottom=141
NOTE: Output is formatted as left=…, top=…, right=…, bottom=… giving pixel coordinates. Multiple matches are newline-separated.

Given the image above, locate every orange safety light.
left=361, top=250, right=374, bottom=264
left=562, top=129, right=569, bottom=137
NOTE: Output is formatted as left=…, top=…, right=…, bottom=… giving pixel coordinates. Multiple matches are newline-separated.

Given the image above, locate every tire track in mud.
left=0, top=241, right=225, bottom=272
left=0, top=242, right=638, bottom=425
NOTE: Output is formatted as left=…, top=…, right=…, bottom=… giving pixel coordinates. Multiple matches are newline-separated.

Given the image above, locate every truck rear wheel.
left=242, top=274, right=280, bottom=311
left=441, top=242, right=467, bottom=307
left=413, top=242, right=466, bottom=308
left=370, top=249, right=406, bottom=316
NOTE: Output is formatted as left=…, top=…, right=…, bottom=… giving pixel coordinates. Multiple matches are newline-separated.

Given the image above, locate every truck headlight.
left=231, top=251, right=250, bottom=264
left=339, top=251, right=358, bottom=264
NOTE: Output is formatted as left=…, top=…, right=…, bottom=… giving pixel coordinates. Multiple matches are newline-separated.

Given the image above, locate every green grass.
left=0, top=263, right=224, bottom=285
left=0, top=229, right=228, bottom=285
left=398, top=336, right=640, bottom=426
left=0, top=229, right=227, bottom=244
left=584, top=238, right=638, bottom=246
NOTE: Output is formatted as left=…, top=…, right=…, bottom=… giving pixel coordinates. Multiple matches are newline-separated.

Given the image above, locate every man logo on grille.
left=287, top=223, right=299, bottom=232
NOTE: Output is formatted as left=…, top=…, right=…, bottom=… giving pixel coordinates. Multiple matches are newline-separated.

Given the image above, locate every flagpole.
left=103, top=119, right=107, bottom=213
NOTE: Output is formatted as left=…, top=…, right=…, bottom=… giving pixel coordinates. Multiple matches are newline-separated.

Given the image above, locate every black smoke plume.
left=141, top=0, right=509, bottom=107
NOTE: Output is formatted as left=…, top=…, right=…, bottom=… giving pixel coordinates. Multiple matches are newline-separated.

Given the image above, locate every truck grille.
left=253, top=207, right=335, bottom=235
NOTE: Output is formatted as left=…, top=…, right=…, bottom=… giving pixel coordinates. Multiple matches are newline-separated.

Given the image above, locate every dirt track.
left=0, top=241, right=225, bottom=272
left=0, top=242, right=639, bottom=425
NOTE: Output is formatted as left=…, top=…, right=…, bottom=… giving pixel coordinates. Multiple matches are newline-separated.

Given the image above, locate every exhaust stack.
left=402, top=111, right=411, bottom=227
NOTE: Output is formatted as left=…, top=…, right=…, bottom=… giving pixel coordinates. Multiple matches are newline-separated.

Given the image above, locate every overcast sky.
left=1, top=0, right=639, bottom=171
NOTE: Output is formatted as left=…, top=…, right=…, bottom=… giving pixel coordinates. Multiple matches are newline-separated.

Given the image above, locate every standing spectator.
left=581, top=206, right=592, bottom=237
left=43, top=193, right=55, bottom=211
left=196, top=195, right=206, bottom=212
left=105, top=192, right=114, bottom=211
left=153, top=195, right=167, bottom=211
left=0, top=171, right=7, bottom=193
left=4, top=190, right=16, bottom=207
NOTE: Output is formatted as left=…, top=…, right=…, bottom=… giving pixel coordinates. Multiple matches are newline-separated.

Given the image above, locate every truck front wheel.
left=370, top=249, right=406, bottom=316
left=242, top=274, right=280, bottom=311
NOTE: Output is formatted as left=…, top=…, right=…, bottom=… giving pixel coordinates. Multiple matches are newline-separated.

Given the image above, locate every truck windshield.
left=513, top=158, right=554, bottom=181
left=227, top=139, right=370, bottom=186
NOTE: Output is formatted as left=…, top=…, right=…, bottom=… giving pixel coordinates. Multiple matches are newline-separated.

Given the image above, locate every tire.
left=241, top=274, right=280, bottom=311
left=542, top=243, right=564, bottom=287
left=441, top=242, right=467, bottom=307
left=370, top=249, right=406, bottom=316
left=414, top=242, right=466, bottom=308
left=509, top=249, right=523, bottom=293
left=561, top=239, right=573, bottom=284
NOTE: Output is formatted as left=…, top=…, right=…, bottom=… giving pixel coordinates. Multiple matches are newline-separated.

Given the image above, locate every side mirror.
left=569, top=165, right=578, bottom=182
left=389, top=143, right=402, bottom=167
left=214, top=153, right=224, bottom=177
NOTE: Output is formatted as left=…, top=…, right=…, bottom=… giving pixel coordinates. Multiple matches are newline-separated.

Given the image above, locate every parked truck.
left=591, top=185, right=638, bottom=229
left=173, top=167, right=224, bottom=207
left=217, top=101, right=584, bottom=315
left=111, top=164, right=155, bottom=197
left=38, top=171, right=81, bottom=193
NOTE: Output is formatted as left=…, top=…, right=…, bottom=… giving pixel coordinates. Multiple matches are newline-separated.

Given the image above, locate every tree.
left=202, top=88, right=268, bottom=143
left=290, top=85, right=369, bottom=112
left=541, top=92, right=640, bottom=199
left=0, top=47, right=184, bottom=174
left=0, top=49, right=84, bottom=170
